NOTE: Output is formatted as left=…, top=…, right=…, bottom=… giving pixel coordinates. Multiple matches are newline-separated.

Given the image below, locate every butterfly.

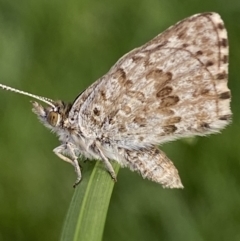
left=0, top=12, right=231, bottom=188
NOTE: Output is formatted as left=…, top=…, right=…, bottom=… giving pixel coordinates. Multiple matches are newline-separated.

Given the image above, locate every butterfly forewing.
left=69, top=12, right=231, bottom=149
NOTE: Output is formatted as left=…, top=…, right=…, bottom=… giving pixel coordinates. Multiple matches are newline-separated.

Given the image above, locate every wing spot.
left=165, top=116, right=181, bottom=124
left=222, top=55, right=228, bottom=63
left=219, top=114, right=231, bottom=121
left=109, top=118, right=115, bottom=124
left=133, top=117, right=146, bottom=127
left=112, top=68, right=126, bottom=85
left=177, top=31, right=186, bottom=39
left=220, top=38, right=228, bottom=48
left=155, top=41, right=169, bottom=49
left=218, top=23, right=224, bottom=30
left=119, top=125, right=127, bottom=132
left=216, top=71, right=227, bottom=80
left=201, top=36, right=209, bottom=44
left=146, top=69, right=163, bottom=80
left=108, top=110, right=118, bottom=124
left=148, top=41, right=169, bottom=52
left=196, top=50, right=203, bottom=55
left=200, top=122, right=210, bottom=128
left=121, top=105, right=132, bottom=114
left=157, top=108, right=174, bottom=115
left=156, top=86, right=173, bottom=98
left=206, top=60, right=214, bottom=67
left=126, top=79, right=133, bottom=88
left=201, top=89, right=210, bottom=95
left=93, top=107, right=100, bottom=116
left=132, top=55, right=144, bottom=64
left=163, top=125, right=177, bottom=134
left=160, top=96, right=179, bottom=107
left=152, top=71, right=173, bottom=90
left=219, top=91, right=231, bottom=99
left=100, top=90, right=107, bottom=101
left=195, top=22, right=204, bottom=31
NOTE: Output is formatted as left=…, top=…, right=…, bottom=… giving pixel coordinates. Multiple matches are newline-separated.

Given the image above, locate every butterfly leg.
left=101, top=155, right=117, bottom=182
left=53, top=144, right=82, bottom=188
left=93, top=142, right=117, bottom=182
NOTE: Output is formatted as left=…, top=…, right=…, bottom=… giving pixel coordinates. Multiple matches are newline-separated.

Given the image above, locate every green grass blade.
left=60, top=161, right=120, bottom=241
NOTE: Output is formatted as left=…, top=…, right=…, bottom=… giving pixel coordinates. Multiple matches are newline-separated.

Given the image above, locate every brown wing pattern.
left=70, top=13, right=231, bottom=149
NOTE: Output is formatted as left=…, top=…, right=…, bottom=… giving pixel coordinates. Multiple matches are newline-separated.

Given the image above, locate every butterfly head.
left=32, top=100, right=72, bottom=130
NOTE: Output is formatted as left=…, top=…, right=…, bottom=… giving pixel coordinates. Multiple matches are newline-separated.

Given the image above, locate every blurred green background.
left=0, top=0, right=240, bottom=240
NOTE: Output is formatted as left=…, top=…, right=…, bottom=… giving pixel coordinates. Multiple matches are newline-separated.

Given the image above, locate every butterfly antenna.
left=0, top=83, right=55, bottom=108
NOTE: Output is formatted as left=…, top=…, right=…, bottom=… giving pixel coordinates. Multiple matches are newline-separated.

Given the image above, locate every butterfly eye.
left=47, top=112, right=59, bottom=127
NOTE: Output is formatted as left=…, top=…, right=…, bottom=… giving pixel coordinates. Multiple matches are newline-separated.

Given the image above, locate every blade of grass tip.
left=60, top=161, right=120, bottom=241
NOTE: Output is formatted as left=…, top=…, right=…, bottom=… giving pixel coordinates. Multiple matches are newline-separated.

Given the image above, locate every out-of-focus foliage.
left=0, top=0, right=239, bottom=240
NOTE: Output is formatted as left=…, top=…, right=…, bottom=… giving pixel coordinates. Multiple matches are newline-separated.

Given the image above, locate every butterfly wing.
left=69, top=12, right=231, bottom=150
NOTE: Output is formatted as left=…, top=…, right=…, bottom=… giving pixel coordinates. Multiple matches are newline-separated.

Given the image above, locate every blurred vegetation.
left=0, top=0, right=239, bottom=240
